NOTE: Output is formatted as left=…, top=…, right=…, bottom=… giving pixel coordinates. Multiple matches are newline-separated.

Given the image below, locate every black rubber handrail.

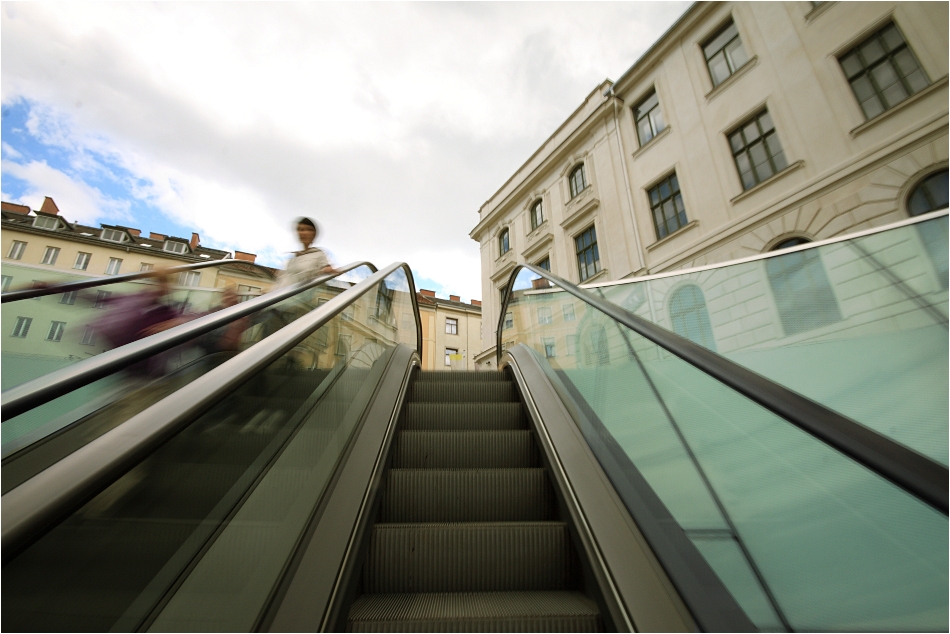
left=2, top=261, right=423, bottom=557
left=1, top=261, right=377, bottom=422
left=496, top=263, right=948, bottom=516
left=1, top=258, right=277, bottom=303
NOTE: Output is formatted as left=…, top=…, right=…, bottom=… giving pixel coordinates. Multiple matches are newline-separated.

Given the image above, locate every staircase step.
left=410, top=382, right=518, bottom=404
left=347, top=591, right=602, bottom=632
left=392, top=431, right=539, bottom=469
left=416, top=371, right=508, bottom=382
left=380, top=469, right=555, bottom=522
left=402, top=403, right=526, bottom=431
left=365, top=522, right=575, bottom=593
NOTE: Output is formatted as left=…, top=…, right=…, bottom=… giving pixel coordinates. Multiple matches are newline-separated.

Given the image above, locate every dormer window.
left=33, top=216, right=60, bottom=230
left=101, top=228, right=128, bottom=243
left=164, top=241, right=188, bottom=254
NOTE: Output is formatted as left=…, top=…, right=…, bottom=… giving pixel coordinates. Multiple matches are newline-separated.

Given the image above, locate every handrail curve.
left=1, top=261, right=377, bottom=422
left=496, top=263, right=948, bottom=515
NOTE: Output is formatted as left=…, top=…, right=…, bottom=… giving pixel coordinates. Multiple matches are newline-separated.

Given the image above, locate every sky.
left=1, top=2, right=689, bottom=301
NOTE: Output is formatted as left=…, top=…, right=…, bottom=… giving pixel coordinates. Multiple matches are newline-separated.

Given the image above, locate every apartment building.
left=471, top=1, right=949, bottom=365
left=416, top=290, right=483, bottom=371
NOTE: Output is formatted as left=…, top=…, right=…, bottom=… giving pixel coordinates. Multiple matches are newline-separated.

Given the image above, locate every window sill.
left=849, top=75, right=949, bottom=138
left=579, top=268, right=609, bottom=285
left=560, top=194, right=600, bottom=230
left=632, top=125, right=672, bottom=161
left=704, top=56, right=758, bottom=103
left=645, top=220, right=699, bottom=251
left=804, top=2, right=834, bottom=22
left=730, top=160, right=805, bottom=205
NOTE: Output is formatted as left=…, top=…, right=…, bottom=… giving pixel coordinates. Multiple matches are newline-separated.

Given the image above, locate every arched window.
left=530, top=199, right=544, bottom=230
left=669, top=285, right=717, bottom=351
left=569, top=164, right=587, bottom=198
left=766, top=238, right=841, bottom=336
left=499, top=228, right=510, bottom=255
left=907, top=170, right=948, bottom=216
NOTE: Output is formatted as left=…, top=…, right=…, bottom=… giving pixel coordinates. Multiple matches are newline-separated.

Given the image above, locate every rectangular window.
left=1, top=275, right=12, bottom=292
left=94, top=290, right=112, bottom=308
left=41, top=246, right=60, bottom=265
left=504, top=312, right=514, bottom=330
left=648, top=173, right=689, bottom=240
left=47, top=321, right=66, bottom=342
left=101, top=228, right=127, bottom=243
left=839, top=22, right=929, bottom=120
left=105, top=258, right=123, bottom=275
left=703, top=20, right=750, bottom=87
left=179, top=271, right=201, bottom=287
left=445, top=347, right=458, bottom=366
left=634, top=90, right=666, bottom=146
left=81, top=326, right=97, bottom=346
left=140, top=263, right=154, bottom=272
left=563, top=303, right=576, bottom=321
left=566, top=334, right=579, bottom=356
left=165, top=241, right=188, bottom=254
left=537, top=257, right=551, bottom=271
left=8, top=240, right=27, bottom=260
left=33, top=216, right=60, bottom=230
left=238, top=284, right=262, bottom=302
left=542, top=337, right=556, bottom=358
left=12, top=316, right=32, bottom=338
left=729, top=110, right=787, bottom=190
left=74, top=252, right=92, bottom=271
left=537, top=306, right=553, bottom=325
left=445, top=317, right=458, bottom=335
left=61, top=290, right=78, bottom=305
left=575, top=225, right=601, bottom=282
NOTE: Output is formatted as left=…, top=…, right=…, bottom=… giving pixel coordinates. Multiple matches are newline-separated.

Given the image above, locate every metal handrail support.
left=1, top=262, right=377, bottom=422
left=1, top=262, right=422, bottom=559
left=1, top=258, right=279, bottom=303
left=496, top=263, right=948, bottom=515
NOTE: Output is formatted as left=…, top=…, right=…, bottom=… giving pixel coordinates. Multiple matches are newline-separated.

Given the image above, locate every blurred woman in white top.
left=275, top=217, right=334, bottom=289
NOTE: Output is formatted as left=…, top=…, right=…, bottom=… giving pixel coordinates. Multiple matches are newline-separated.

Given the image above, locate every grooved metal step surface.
left=416, top=371, right=508, bottom=382
left=380, top=469, right=555, bottom=522
left=401, top=403, right=526, bottom=431
left=347, top=591, right=602, bottom=632
left=392, top=431, right=539, bottom=468
left=409, top=382, right=518, bottom=404
left=365, top=522, right=575, bottom=593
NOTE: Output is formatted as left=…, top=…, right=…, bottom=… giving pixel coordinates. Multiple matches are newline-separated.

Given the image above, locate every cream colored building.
left=416, top=289, right=483, bottom=371
left=471, top=1, right=949, bottom=364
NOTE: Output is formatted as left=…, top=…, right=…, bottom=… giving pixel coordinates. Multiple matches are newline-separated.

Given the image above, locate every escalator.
left=2, top=213, right=948, bottom=632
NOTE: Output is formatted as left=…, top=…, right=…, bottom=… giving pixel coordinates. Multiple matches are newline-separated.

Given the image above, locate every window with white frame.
left=101, top=228, right=127, bottom=243
left=61, top=291, right=78, bottom=305
left=33, top=216, right=60, bottom=230
left=569, top=164, right=588, bottom=198
left=165, top=241, right=188, bottom=254
left=562, top=303, right=576, bottom=321
left=445, top=347, right=458, bottom=366
left=537, top=306, right=553, bottom=325
left=179, top=271, right=201, bottom=287
left=530, top=199, right=544, bottom=230
left=140, top=263, right=154, bottom=272
left=542, top=337, right=556, bottom=358
left=504, top=312, right=513, bottom=330
left=41, top=246, right=60, bottom=265
left=446, top=317, right=458, bottom=335
left=8, top=240, right=27, bottom=260
left=105, top=258, right=123, bottom=275
left=81, top=326, right=97, bottom=346
left=47, top=321, right=66, bottom=342
left=1, top=275, right=11, bottom=292
left=12, top=316, right=32, bottom=338
left=74, top=252, right=91, bottom=271
left=95, top=290, right=112, bottom=308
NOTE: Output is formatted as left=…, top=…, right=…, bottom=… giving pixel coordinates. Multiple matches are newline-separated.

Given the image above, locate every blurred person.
left=198, top=285, right=251, bottom=353
left=275, top=217, right=335, bottom=290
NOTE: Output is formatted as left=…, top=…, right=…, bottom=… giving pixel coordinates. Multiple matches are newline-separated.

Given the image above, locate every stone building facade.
left=471, top=1, right=949, bottom=365
left=416, top=290, right=483, bottom=371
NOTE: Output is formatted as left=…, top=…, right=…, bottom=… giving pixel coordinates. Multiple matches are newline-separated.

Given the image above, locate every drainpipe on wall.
left=605, top=85, right=647, bottom=276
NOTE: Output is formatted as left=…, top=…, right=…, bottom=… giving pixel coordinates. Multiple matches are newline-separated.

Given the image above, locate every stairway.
left=347, top=370, right=602, bottom=632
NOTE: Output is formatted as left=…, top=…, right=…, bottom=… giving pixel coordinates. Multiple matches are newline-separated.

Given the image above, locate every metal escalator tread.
left=348, top=591, right=601, bottom=632
left=348, top=371, right=601, bottom=632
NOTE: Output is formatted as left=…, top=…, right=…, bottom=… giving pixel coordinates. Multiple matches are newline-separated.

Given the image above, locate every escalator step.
left=392, top=431, right=539, bottom=469
left=402, top=403, right=526, bottom=431
left=347, top=591, right=602, bottom=632
left=380, top=469, right=555, bottom=522
left=365, top=522, right=574, bottom=593
left=416, top=371, right=508, bottom=382
left=410, top=382, right=518, bottom=404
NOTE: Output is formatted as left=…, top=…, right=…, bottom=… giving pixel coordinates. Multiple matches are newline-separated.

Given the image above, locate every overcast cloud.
left=1, top=2, right=688, bottom=300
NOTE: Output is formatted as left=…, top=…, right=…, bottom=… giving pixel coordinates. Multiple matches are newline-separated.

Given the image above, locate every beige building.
left=416, top=289, right=482, bottom=371
left=471, top=1, right=949, bottom=364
